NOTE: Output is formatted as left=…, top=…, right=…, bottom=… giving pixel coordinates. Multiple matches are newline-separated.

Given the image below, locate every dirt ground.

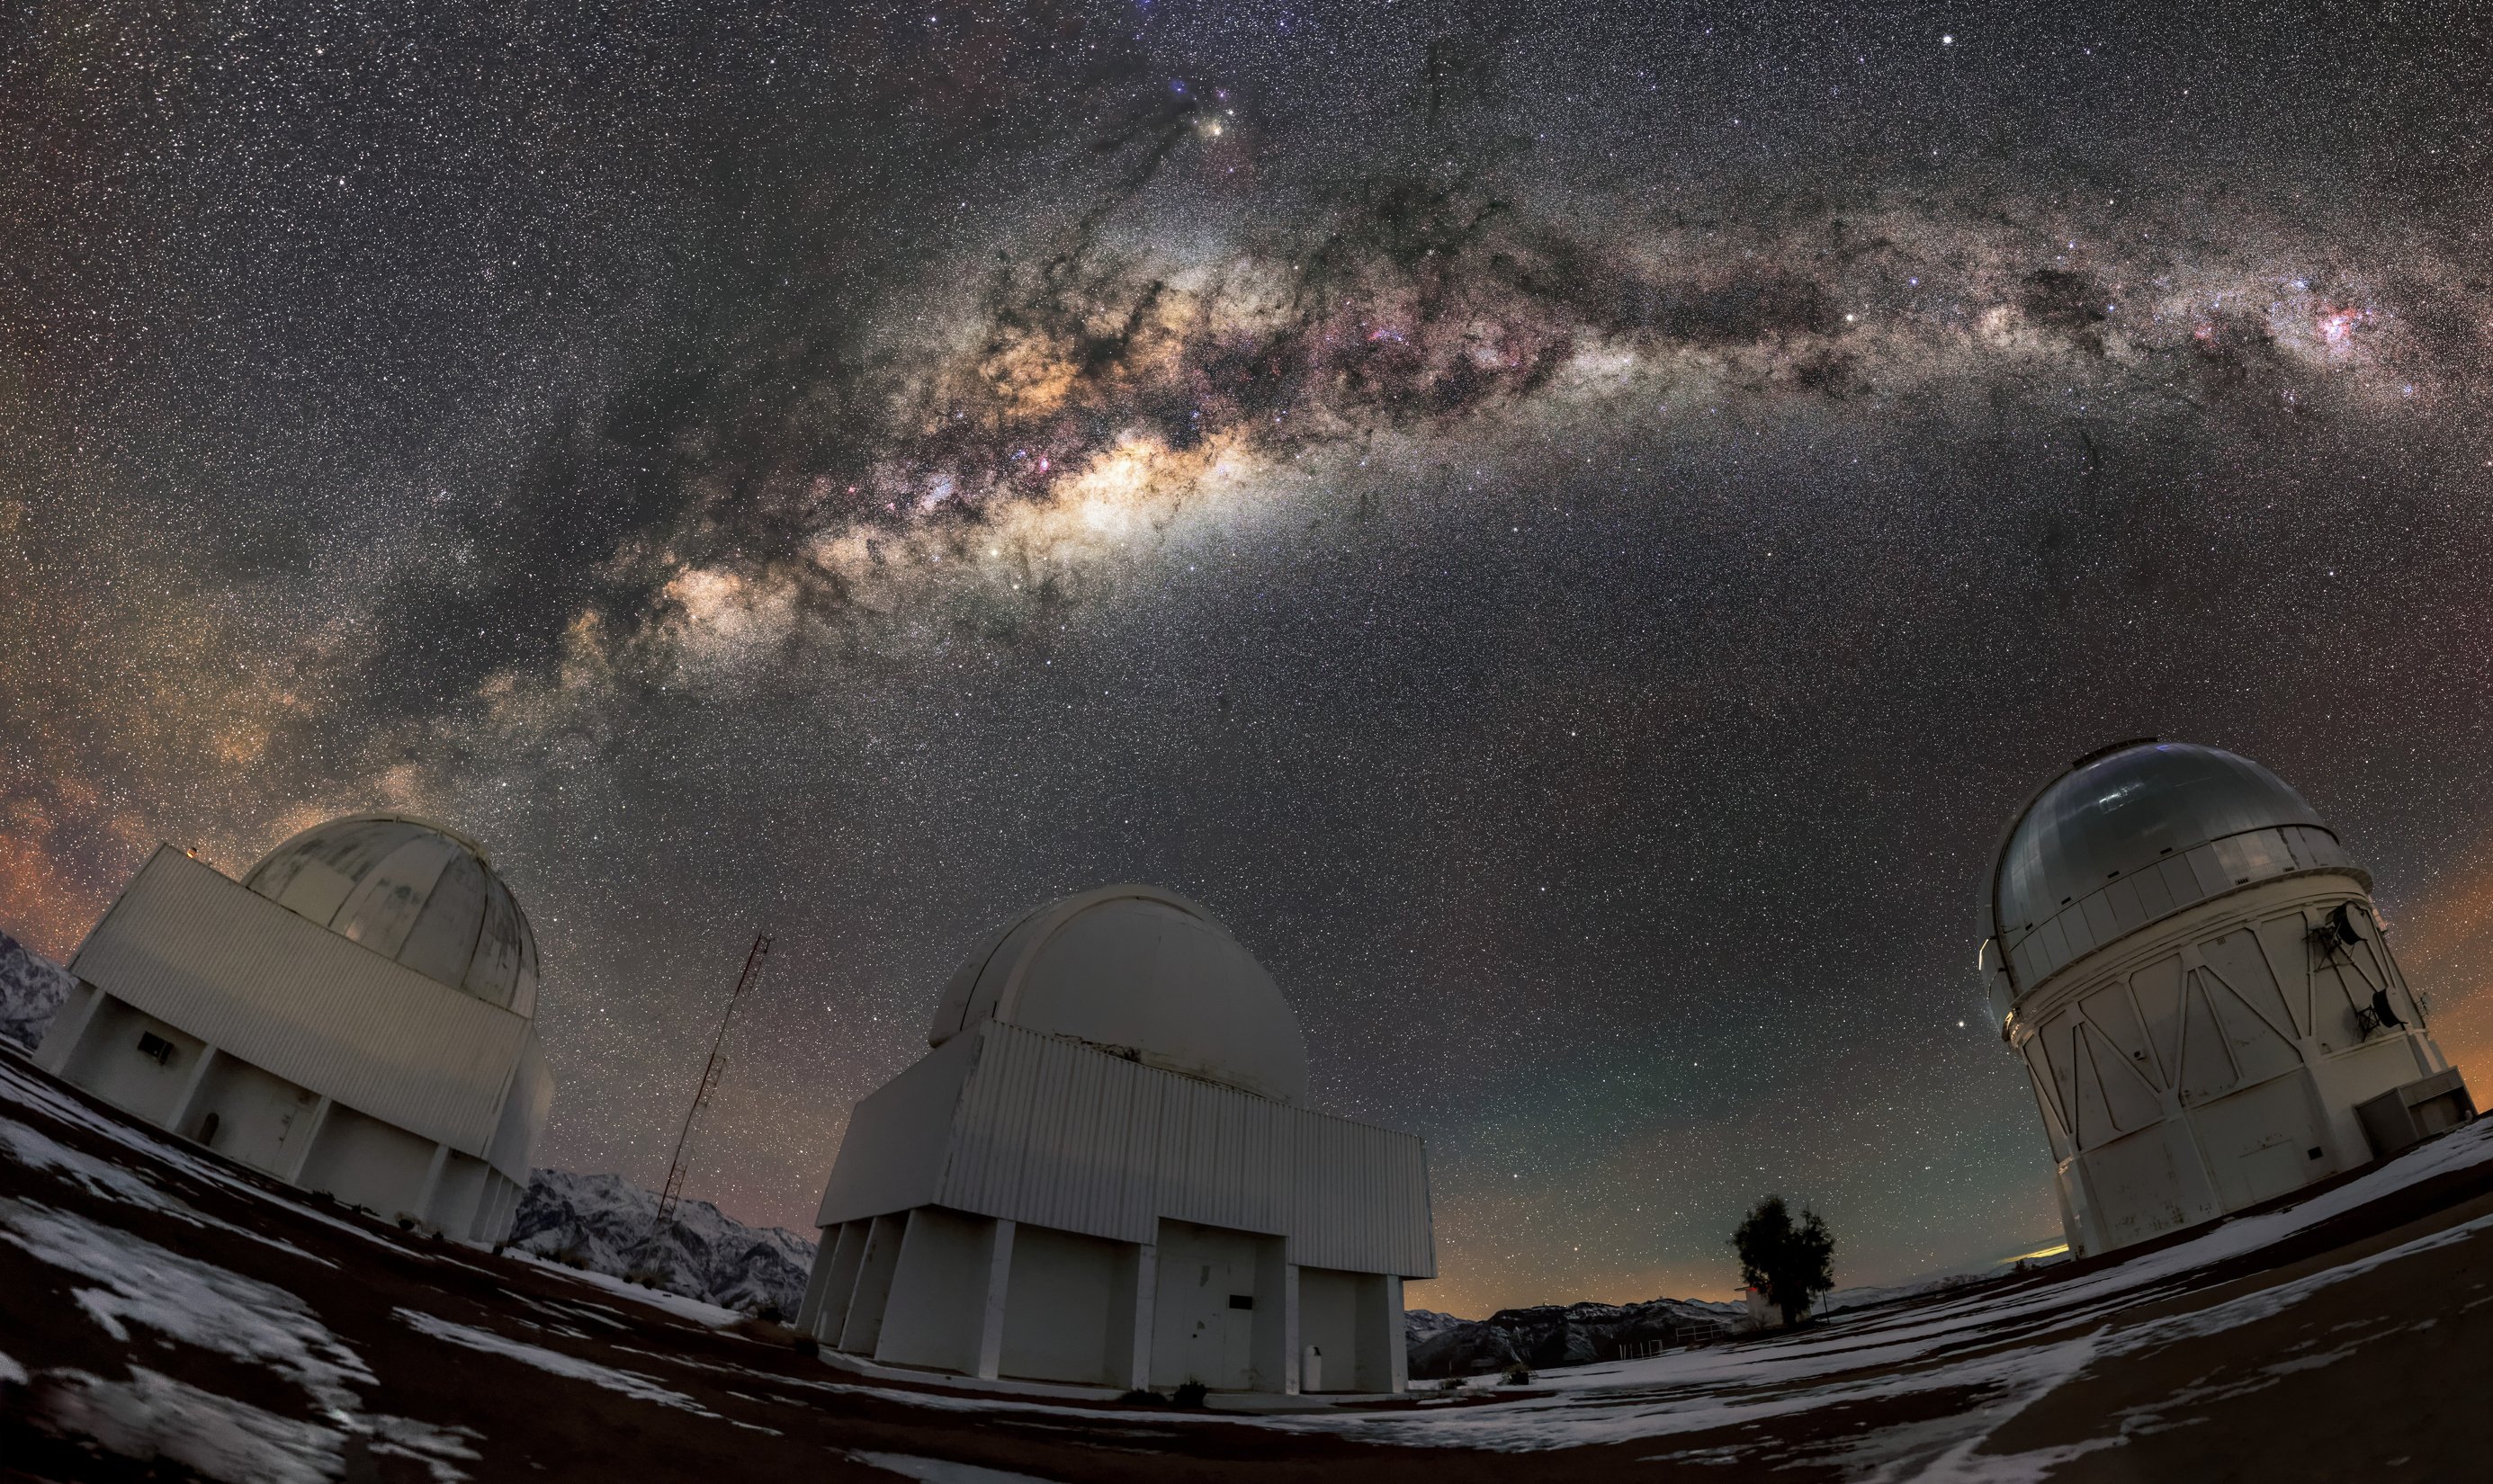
left=4, top=1049, right=2489, bottom=1483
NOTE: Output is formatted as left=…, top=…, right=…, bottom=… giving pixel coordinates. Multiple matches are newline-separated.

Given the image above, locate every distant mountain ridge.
left=1403, top=1296, right=1747, bottom=1378
left=508, top=1167, right=818, bottom=1319
left=0, top=928, right=74, bottom=1052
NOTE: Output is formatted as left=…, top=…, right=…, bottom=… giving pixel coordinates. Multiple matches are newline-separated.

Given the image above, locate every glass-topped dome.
left=1981, top=741, right=2357, bottom=1000
left=243, top=814, right=540, bottom=1015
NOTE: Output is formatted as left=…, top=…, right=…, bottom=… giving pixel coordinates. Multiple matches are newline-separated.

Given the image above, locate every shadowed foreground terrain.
left=4, top=1048, right=2490, bottom=1482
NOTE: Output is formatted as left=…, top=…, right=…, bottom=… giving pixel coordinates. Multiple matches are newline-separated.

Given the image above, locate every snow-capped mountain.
left=1404, top=1296, right=1746, bottom=1378
left=508, top=1168, right=818, bottom=1319
left=0, top=927, right=74, bottom=1052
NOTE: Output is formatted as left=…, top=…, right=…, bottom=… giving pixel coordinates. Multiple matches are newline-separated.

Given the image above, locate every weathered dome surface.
left=1983, top=741, right=2355, bottom=998
left=928, top=884, right=1311, bottom=1105
left=243, top=814, right=540, bottom=1015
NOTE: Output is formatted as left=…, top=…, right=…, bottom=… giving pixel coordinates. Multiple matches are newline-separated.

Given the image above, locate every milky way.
left=6, top=1, right=2493, bottom=1313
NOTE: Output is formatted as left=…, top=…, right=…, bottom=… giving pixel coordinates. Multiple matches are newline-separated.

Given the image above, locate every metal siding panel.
left=462, top=878, right=526, bottom=1010
left=2130, top=861, right=2175, bottom=921
left=2188, top=843, right=2234, bottom=898
left=928, top=1023, right=1433, bottom=1273
left=2080, top=892, right=2120, bottom=947
left=333, top=832, right=462, bottom=961
left=399, top=848, right=487, bottom=989
left=482, top=1033, right=556, bottom=1182
left=2103, top=878, right=2145, bottom=934
left=2157, top=855, right=2203, bottom=912
left=72, top=852, right=526, bottom=1154
left=2036, top=916, right=2074, bottom=977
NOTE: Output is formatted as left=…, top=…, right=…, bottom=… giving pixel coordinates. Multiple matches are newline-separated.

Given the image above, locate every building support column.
left=973, top=1218, right=1016, bottom=1380
left=282, top=1096, right=333, bottom=1185
left=838, top=1212, right=908, bottom=1355
left=483, top=1174, right=517, bottom=1244
left=1373, top=1274, right=1408, bottom=1394
left=794, top=1227, right=840, bottom=1337
left=165, top=1045, right=221, bottom=1140
left=1110, top=1240, right=1156, bottom=1390
left=33, top=983, right=104, bottom=1076
left=806, top=1221, right=872, bottom=1345
left=414, top=1142, right=451, bottom=1226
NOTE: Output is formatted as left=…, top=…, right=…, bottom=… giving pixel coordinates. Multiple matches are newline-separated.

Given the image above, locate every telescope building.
left=795, top=884, right=1432, bottom=1396
left=34, top=815, right=554, bottom=1243
left=1978, top=740, right=2471, bottom=1256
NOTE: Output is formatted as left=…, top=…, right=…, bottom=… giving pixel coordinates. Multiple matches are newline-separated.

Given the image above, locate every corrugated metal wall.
left=483, top=1033, right=555, bottom=1182
left=69, top=848, right=541, bottom=1160
left=922, top=1022, right=1432, bottom=1277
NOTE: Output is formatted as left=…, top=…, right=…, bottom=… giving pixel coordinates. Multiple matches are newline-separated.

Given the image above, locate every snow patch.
left=396, top=1307, right=718, bottom=1414
left=0, top=1113, right=332, bottom=1265
left=366, top=1414, right=485, bottom=1483
left=37, top=1364, right=346, bottom=1484
left=0, top=1058, right=414, bottom=1256
left=504, top=1247, right=749, bottom=1327
left=852, top=1451, right=1060, bottom=1483
left=0, top=1198, right=372, bottom=1409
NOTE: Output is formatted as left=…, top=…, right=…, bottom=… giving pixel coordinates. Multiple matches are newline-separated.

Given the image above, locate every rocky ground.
left=5, top=1045, right=2491, bottom=1482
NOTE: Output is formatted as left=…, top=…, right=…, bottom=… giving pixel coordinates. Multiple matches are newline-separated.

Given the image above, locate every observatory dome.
left=1983, top=740, right=2356, bottom=997
left=242, top=814, right=541, bottom=1015
left=926, top=884, right=1311, bottom=1105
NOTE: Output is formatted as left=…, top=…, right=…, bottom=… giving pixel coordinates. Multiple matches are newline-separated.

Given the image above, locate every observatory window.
left=136, top=1032, right=175, bottom=1066
left=1228, top=1294, right=1255, bottom=1310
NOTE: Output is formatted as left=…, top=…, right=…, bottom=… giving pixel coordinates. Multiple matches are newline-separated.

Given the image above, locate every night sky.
left=7, top=1, right=2493, bottom=1316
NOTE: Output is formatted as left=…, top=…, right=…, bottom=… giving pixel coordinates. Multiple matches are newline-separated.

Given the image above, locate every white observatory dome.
left=926, top=884, right=1311, bottom=1105
left=242, top=814, right=541, bottom=1015
left=1981, top=740, right=2356, bottom=999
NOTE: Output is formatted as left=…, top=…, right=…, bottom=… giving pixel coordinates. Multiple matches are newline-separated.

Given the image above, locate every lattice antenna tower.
left=648, top=931, right=772, bottom=1242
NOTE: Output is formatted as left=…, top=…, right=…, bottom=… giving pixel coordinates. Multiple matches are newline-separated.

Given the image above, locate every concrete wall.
left=838, top=1213, right=910, bottom=1354
left=1361, top=1273, right=1407, bottom=1393
left=1297, top=1267, right=1359, bottom=1391
left=801, top=1220, right=871, bottom=1343
left=189, top=1053, right=319, bottom=1176
left=1000, top=1223, right=1126, bottom=1384
left=474, top=1171, right=522, bottom=1245
left=298, top=1102, right=437, bottom=1222
left=1108, top=1238, right=1152, bottom=1390
left=2012, top=874, right=2470, bottom=1255
left=431, top=1152, right=490, bottom=1239
left=59, top=996, right=206, bottom=1128
left=874, top=1207, right=1005, bottom=1374
left=67, top=849, right=543, bottom=1162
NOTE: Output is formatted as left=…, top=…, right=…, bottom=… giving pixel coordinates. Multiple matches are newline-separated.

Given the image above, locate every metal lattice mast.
left=650, top=932, right=771, bottom=1238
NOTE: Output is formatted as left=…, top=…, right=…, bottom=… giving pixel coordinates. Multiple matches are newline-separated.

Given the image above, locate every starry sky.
left=6, top=0, right=2493, bottom=1316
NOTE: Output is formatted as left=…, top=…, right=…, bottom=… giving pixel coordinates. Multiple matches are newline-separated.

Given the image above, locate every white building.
left=794, top=884, right=1433, bottom=1396
left=1979, top=740, right=2472, bottom=1257
left=34, top=815, right=554, bottom=1242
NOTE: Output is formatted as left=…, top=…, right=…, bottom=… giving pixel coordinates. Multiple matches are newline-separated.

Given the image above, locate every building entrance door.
left=1151, top=1221, right=1260, bottom=1390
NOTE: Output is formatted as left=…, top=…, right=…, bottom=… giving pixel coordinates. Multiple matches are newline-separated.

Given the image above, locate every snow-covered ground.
left=8, top=1041, right=2493, bottom=1480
